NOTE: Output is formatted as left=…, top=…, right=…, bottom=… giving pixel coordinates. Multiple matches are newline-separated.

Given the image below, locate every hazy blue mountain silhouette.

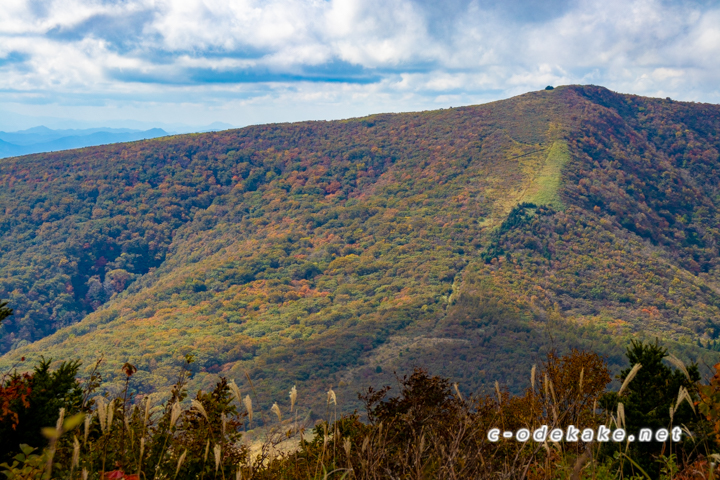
left=0, top=127, right=168, bottom=159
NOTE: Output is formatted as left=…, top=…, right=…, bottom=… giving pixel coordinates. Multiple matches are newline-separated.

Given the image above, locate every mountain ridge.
left=0, top=85, right=719, bottom=409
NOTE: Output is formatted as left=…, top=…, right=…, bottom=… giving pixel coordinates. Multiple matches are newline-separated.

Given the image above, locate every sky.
left=0, top=0, right=718, bottom=131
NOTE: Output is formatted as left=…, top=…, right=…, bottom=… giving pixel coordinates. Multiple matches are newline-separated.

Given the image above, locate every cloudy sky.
left=0, top=0, right=718, bottom=130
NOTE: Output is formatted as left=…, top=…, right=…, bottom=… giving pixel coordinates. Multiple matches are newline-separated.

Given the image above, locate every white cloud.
left=0, top=0, right=717, bottom=128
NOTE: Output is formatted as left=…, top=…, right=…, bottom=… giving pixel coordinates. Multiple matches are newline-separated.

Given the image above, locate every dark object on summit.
left=545, top=86, right=554, bottom=90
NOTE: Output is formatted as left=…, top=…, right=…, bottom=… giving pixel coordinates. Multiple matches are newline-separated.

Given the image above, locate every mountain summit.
left=1, top=85, right=719, bottom=403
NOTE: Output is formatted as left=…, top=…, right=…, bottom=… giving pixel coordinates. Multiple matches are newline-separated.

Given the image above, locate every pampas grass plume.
left=144, top=396, right=151, bottom=428
left=618, top=364, right=642, bottom=396
left=84, top=412, right=92, bottom=445
left=327, top=389, right=337, bottom=406
left=214, top=444, right=222, bottom=472
left=531, top=364, right=536, bottom=391
left=56, top=407, right=65, bottom=432
left=666, top=355, right=691, bottom=381
left=175, top=449, right=187, bottom=478
left=170, top=401, right=182, bottom=428
left=106, top=400, right=114, bottom=433
left=289, top=385, right=297, bottom=412
left=191, top=399, right=209, bottom=421
left=96, top=398, right=107, bottom=434
left=271, top=402, right=282, bottom=422
left=72, top=435, right=80, bottom=470
left=453, top=383, right=463, bottom=401
left=230, top=381, right=242, bottom=405
left=675, top=386, right=696, bottom=414
left=243, top=395, right=253, bottom=423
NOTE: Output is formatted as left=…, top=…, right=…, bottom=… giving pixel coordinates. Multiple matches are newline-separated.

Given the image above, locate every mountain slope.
left=1, top=85, right=719, bottom=410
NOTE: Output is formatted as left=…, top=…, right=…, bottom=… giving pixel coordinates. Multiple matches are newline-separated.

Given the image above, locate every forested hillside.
left=1, top=85, right=719, bottom=412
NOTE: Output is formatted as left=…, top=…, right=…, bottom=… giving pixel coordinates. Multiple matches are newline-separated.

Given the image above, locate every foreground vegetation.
left=2, top=338, right=720, bottom=479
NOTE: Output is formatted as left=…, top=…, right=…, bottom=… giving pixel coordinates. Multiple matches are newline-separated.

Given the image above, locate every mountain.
left=0, top=126, right=154, bottom=145
left=0, top=85, right=719, bottom=410
left=0, top=127, right=169, bottom=159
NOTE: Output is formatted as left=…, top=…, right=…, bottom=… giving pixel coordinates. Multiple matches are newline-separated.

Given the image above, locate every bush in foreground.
left=1, top=342, right=719, bottom=479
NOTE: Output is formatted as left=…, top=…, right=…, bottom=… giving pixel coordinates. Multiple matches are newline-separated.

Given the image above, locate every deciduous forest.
left=0, top=85, right=720, bottom=477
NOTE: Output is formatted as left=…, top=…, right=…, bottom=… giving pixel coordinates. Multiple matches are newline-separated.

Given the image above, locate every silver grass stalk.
left=124, top=414, right=131, bottom=432
left=72, top=436, right=80, bottom=471
left=618, top=364, right=642, bottom=396
left=82, top=469, right=88, bottom=480
left=140, top=438, right=145, bottom=462
left=106, top=400, right=114, bottom=433
left=495, top=381, right=501, bottom=403
left=221, top=412, right=227, bottom=437
left=97, top=399, right=107, bottom=434
left=170, top=401, right=182, bottom=428
left=290, top=385, right=297, bottom=412
left=214, top=444, right=222, bottom=473
left=675, top=387, right=684, bottom=412
left=175, top=449, right=187, bottom=478
left=327, top=389, right=337, bottom=406
left=544, top=373, right=549, bottom=398
left=531, top=364, right=536, bottom=391
left=243, top=395, right=253, bottom=424
left=541, top=441, right=550, bottom=455
left=675, top=386, right=696, bottom=414
left=666, top=355, right=691, bottom=381
left=617, top=403, right=625, bottom=429
left=84, top=412, right=92, bottom=445
left=230, top=381, right=242, bottom=406
left=191, top=399, right=209, bottom=421
left=684, top=387, right=695, bottom=414
left=271, top=403, right=282, bottom=422
left=593, top=398, right=597, bottom=415
left=56, top=407, right=65, bottom=432
left=343, top=438, right=351, bottom=457
left=144, top=397, right=151, bottom=428
left=548, top=378, right=558, bottom=406
left=236, top=465, right=243, bottom=480
left=579, top=368, right=584, bottom=392
left=453, top=383, right=463, bottom=401
left=204, top=440, right=210, bottom=463
left=670, top=405, right=675, bottom=424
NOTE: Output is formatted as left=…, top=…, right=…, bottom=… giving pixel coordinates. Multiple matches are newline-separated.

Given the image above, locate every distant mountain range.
left=0, top=123, right=236, bottom=159
left=0, top=127, right=168, bottom=159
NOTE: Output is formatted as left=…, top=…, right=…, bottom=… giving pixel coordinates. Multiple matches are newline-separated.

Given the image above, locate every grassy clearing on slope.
left=522, top=140, right=570, bottom=208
